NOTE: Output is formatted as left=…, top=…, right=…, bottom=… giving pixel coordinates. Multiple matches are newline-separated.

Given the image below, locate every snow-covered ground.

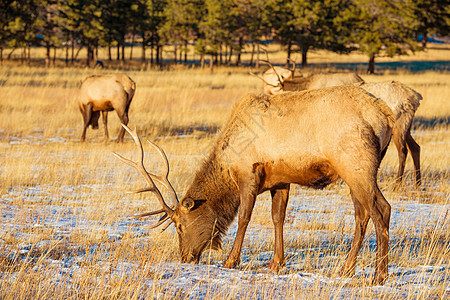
left=1, top=179, right=448, bottom=298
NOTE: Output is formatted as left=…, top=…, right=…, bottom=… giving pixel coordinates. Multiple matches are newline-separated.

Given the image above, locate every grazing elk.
left=259, top=67, right=422, bottom=187
left=256, top=60, right=363, bottom=95
left=114, top=86, right=395, bottom=285
left=261, top=59, right=296, bottom=94
left=78, top=73, right=136, bottom=143
left=358, top=81, right=422, bottom=187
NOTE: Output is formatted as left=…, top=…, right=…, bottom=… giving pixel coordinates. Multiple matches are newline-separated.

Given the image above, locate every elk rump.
left=78, top=73, right=136, bottom=142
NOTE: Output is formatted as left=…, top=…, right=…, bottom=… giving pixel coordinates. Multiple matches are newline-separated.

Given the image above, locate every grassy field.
left=0, top=47, right=449, bottom=299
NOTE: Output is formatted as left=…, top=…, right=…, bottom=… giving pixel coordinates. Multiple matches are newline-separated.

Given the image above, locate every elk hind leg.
left=80, top=103, right=93, bottom=142
left=269, top=184, right=290, bottom=272
left=340, top=192, right=370, bottom=278
left=102, top=111, right=110, bottom=141
left=115, top=106, right=129, bottom=143
left=406, top=131, right=421, bottom=187
left=350, top=181, right=390, bottom=285
left=392, top=125, right=408, bottom=189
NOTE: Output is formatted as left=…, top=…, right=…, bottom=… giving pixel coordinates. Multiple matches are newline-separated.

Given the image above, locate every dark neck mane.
left=187, top=151, right=240, bottom=235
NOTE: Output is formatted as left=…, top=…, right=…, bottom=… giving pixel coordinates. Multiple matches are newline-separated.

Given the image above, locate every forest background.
left=1, top=0, right=449, bottom=73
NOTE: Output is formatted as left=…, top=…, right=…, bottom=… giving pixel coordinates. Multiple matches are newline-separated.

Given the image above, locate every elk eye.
left=177, top=224, right=183, bottom=233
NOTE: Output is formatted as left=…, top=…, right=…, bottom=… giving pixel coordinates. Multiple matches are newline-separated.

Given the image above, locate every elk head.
left=113, top=125, right=222, bottom=263
left=251, top=56, right=297, bottom=95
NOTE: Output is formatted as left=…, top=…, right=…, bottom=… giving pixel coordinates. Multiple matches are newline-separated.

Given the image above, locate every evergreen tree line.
left=0, top=0, right=448, bottom=73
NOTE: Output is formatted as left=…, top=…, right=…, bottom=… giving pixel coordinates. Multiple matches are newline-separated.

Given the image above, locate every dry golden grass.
left=0, top=47, right=449, bottom=299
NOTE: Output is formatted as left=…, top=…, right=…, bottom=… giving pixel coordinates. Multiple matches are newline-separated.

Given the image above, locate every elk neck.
left=185, top=151, right=241, bottom=234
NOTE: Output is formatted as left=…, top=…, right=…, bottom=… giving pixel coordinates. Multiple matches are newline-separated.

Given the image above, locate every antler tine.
left=130, top=208, right=166, bottom=219
left=287, top=57, right=296, bottom=74
left=113, top=124, right=174, bottom=219
left=146, top=140, right=179, bottom=207
left=260, top=60, right=284, bottom=86
left=146, top=215, right=171, bottom=229
left=249, top=71, right=279, bottom=88
left=161, top=219, right=174, bottom=232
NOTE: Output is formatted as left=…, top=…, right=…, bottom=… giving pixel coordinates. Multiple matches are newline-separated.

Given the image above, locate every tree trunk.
left=117, top=43, right=120, bottom=61
left=367, top=54, right=375, bottom=74
left=210, top=54, right=214, bottom=73
left=53, top=47, right=56, bottom=66
left=256, top=43, right=260, bottom=68
left=421, top=31, right=428, bottom=48
left=94, top=47, right=98, bottom=64
left=7, top=48, right=15, bottom=60
left=184, top=41, right=188, bottom=64
left=45, top=44, right=51, bottom=68
left=150, top=45, right=154, bottom=66
left=130, top=31, right=135, bottom=60
left=121, top=41, right=125, bottom=62
left=174, top=44, right=177, bottom=64
left=200, top=54, right=205, bottom=68
left=74, top=46, right=82, bottom=60
left=224, top=45, right=227, bottom=65
left=86, top=46, right=90, bottom=67
left=236, top=37, right=243, bottom=66
left=71, top=39, right=75, bottom=64
left=108, top=44, right=112, bottom=61
left=0, top=48, right=3, bottom=64
left=249, top=43, right=255, bottom=67
left=65, top=43, right=69, bottom=66
left=301, top=45, right=309, bottom=68
left=141, top=39, right=146, bottom=62
left=286, top=40, right=292, bottom=68
left=159, top=45, right=164, bottom=69
left=156, top=45, right=160, bottom=65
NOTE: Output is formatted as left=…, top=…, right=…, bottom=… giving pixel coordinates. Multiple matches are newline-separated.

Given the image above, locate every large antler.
left=287, top=57, right=296, bottom=75
left=249, top=71, right=279, bottom=87
left=261, top=49, right=284, bottom=86
left=113, top=124, right=176, bottom=229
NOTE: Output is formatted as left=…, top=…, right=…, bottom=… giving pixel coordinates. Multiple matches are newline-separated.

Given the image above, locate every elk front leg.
left=340, top=192, right=370, bottom=277
left=269, top=184, right=290, bottom=272
left=102, top=111, right=110, bottom=141
left=406, top=131, right=421, bottom=187
left=223, top=164, right=264, bottom=269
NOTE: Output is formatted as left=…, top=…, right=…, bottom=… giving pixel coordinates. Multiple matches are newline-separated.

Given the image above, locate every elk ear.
left=181, top=198, right=195, bottom=212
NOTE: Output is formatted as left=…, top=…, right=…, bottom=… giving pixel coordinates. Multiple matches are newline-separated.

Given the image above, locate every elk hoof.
left=223, top=258, right=239, bottom=269
left=371, top=274, right=387, bottom=286
left=268, top=260, right=284, bottom=273
left=339, top=267, right=355, bottom=278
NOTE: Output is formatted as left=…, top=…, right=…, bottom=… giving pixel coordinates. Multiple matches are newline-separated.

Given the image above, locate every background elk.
left=114, top=86, right=395, bottom=285
left=78, top=73, right=136, bottom=142
left=257, top=61, right=363, bottom=95
left=359, top=81, right=422, bottom=187
left=259, top=67, right=422, bottom=187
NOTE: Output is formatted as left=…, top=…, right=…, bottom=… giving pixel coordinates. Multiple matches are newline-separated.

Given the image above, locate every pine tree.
left=349, top=0, right=418, bottom=74
left=406, top=0, right=450, bottom=48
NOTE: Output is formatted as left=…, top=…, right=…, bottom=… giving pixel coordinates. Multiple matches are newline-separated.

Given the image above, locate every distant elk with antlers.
left=256, top=64, right=422, bottom=187
left=78, top=73, right=136, bottom=143
left=114, top=86, right=395, bottom=285
left=255, top=59, right=364, bottom=95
